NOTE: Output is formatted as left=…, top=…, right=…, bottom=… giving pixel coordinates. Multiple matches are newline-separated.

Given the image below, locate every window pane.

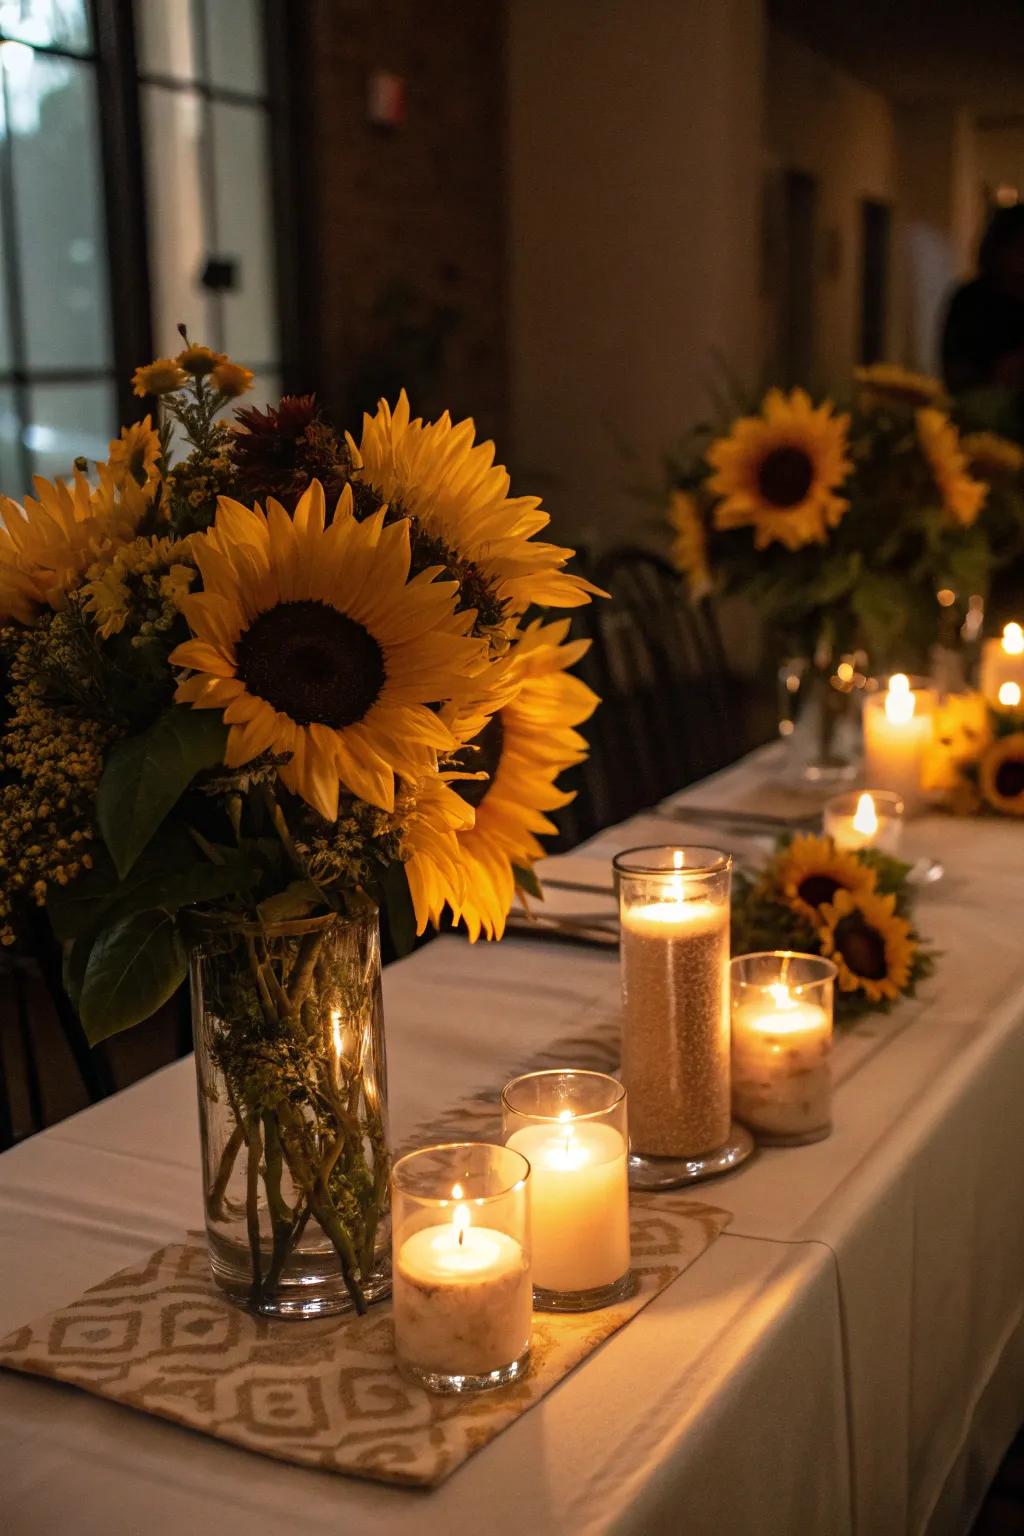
left=4, top=48, right=110, bottom=369
left=210, top=101, right=276, bottom=364
left=142, top=84, right=214, bottom=353
left=135, top=0, right=197, bottom=82
left=0, top=85, right=11, bottom=372
left=26, top=379, right=114, bottom=479
left=0, top=385, right=20, bottom=490
left=206, top=0, right=264, bottom=96
left=0, top=0, right=91, bottom=51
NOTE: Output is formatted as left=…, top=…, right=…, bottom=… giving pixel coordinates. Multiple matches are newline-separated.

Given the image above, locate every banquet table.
left=2, top=743, right=1023, bottom=1536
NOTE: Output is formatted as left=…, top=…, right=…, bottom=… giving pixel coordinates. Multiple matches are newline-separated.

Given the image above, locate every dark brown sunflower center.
left=798, top=874, right=843, bottom=909
left=834, top=915, right=887, bottom=981
left=235, top=599, right=384, bottom=728
left=757, top=446, right=814, bottom=508
left=452, top=712, right=505, bottom=809
left=994, top=757, right=1024, bottom=799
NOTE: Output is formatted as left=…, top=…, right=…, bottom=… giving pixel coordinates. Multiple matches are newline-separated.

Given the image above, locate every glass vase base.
left=743, top=1122, right=831, bottom=1148
left=398, top=1347, right=531, bottom=1396
left=209, top=1237, right=392, bottom=1319
left=533, top=1270, right=635, bottom=1313
left=628, top=1122, right=755, bottom=1190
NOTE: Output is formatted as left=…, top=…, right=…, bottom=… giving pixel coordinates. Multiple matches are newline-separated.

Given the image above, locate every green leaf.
left=49, top=828, right=255, bottom=940
left=257, top=880, right=323, bottom=923
left=513, top=862, right=544, bottom=901
left=63, top=933, right=94, bottom=1008
left=384, top=862, right=417, bottom=958
left=79, top=910, right=188, bottom=1043
left=97, top=707, right=228, bottom=879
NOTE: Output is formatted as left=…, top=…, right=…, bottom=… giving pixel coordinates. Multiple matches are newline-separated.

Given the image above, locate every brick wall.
left=300, top=0, right=508, bottom=444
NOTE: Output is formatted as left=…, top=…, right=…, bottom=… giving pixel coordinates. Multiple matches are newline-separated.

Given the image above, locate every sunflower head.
left=962, top=430, right=1024, bottom=479
left=774, top=833, right=877, bottom=924
left=706, top=388, right=852, bottom=550
left=979, top=731, right=1024, bottom=816
left=854, top=364, right=946, bottom=411
left=132, top=358, right=189, bottom=398
left=211, top=360, right=255, bottom=399
left=818, top=888, right=914, bottom=1004
left=916, top=408, right=987, bottom=528
left=668, top=489, right=712, bottom=599
left=170, top=480, right=486, bottom=821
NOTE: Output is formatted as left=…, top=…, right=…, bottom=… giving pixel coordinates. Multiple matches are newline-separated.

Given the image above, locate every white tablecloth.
left=1, top=745, right=1022, bottom=1535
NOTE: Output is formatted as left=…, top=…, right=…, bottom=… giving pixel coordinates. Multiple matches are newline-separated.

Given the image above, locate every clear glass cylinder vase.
left=190, top=909, right=391, bottom=1319
left=777, top=652, right=866, bottom=786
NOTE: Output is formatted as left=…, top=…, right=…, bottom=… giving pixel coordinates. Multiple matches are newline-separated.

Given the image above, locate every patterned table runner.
left=0, top=1013, right=732, bottom=1488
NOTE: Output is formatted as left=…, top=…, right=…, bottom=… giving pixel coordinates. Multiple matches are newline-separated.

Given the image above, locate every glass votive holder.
left=730, top=952, right=837, bottom=1146
left=502, top=1069, right=632, bottom=1312
left=613, top=846, right=732, bottom=1172
left=823, top=789, right=904, bottom=854
left=862, top=674, right=936, bottom=816
left=391, top=1142, right=532, bottom=1394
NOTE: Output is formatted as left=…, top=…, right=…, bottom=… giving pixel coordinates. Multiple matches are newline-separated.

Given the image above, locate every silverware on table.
left=505, top=910, right=619, bottom=948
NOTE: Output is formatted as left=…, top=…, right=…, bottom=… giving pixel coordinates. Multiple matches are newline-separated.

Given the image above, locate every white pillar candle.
left=731, top=983, right=832, bottom=1142
left=823, top=790, right=903, bottom=854
left=980, top=622, right=1024, bottom=705
left=862, top=675, right=932, bottom=815
left=393, top=1201, right=532, bottom=1379
left=620, top=884, right=730, bottom=1159
left=505, top=1118, right=630, bottom=1294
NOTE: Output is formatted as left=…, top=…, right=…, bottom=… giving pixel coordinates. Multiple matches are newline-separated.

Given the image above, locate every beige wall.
left=764, top=30, right=897, bottom=390
left=506, top=0, right=765, bottom=545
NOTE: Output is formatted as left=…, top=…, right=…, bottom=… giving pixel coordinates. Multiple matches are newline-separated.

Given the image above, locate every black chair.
left=563, top=545, right=756, bottom=830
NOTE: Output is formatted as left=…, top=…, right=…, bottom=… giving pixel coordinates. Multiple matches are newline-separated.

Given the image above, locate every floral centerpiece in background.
left=0, top=333, right=600, bottom=1317
left=662, top=364, right=1024, bottom=775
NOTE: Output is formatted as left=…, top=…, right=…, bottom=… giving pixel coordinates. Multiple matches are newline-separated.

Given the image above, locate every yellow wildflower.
left=132, top=358, right=189, bottom=397
left=177, top=344, right=225, bottom=377
left=210, top=360, right=255, bottom=398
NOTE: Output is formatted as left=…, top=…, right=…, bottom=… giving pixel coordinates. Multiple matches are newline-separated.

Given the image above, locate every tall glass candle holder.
left=502, top=1069, right=632, bottom=1312
left=862, top=674, right=935, bottom=815
left=823, top=789, right=904, bottom=853
left=391, top=1143, right=531, bottom=1394
left=730, top=952, right=837, bottom=1145
left=614, top=846, right=737, bottom=1183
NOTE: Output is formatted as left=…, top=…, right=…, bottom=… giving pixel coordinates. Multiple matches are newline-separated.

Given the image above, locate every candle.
left=998, top=681, right=1022, bottom=710
left=981, top=622, right=1024, bottom=705
left=862, top=674, right=933, bottom=814
left=823, top=789, right=904, bottom=853
left=503, top=1068, right=631, bottom=1308
left=615, top=847, right=731, bottom=1161
left=391, top=1143, right=532, bottom=1392
left=730, top=954, right=836, bottom=1145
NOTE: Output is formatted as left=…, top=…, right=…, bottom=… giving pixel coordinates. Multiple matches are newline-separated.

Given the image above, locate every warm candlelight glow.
left=731, top=954, right=835, bottom=1143
left=885, top=673, right=915, bottom=725
left=999, top=681, right=1022, bottom=708
left=853, top=791, right=879, bottom=838
left=1002, top=622, right=1024, bottom=656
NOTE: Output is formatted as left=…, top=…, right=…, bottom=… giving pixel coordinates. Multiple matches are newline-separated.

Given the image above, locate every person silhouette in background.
left=942, top=204, right=1024, bottom=402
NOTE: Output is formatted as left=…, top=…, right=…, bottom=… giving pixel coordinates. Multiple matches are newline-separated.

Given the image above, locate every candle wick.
left=458, top=1227, right=464, bottom=1247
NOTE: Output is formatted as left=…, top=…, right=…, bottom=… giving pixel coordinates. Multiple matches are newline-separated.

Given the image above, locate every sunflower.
left=169, top=480, right=486, bottom=820
left=774, top=834, right=877, bottom=924
left=818, top=888, right=915, bottom=1004
left=106, top=416, right=161, bottom=495
left=0, top=468, right=148, bottom=623
left=978, top=732, right=1024, bottom=816
left=962, top=430, right=1024, bottom=478
left=916, top=408, right=987, bottom=528
left=706, top=388, right=852, bottom=550
left=921, top=690, right=991, bottom=794
left=405, top=618, right=599, bottom=939
left=350, top=391, right=601, bottom=629
left=853, top=363, right=946, bottom=411
left=211, top=360, right=255, bottom=399
left=132, top=357, right=188, bottom=397
left=668, top=489, right=711, bottom=599
left=401, top=772, right=476, bottom=930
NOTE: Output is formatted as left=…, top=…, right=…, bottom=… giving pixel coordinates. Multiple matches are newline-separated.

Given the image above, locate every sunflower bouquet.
left=923, top=689, right=1024, bottom=818
left=0, top=332, right=599, bottom=1315
left=732, top=834, right=934, bottom=1022
left=665, top=363, right=1023, bottom=669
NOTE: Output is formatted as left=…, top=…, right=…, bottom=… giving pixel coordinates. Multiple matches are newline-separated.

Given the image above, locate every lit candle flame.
left=767, top=982, right=795, bottom=1010
left=999, top=681, right=1022, bottom=708
left=330, top=1009, right=343, bottom=1059
left=1002, top=622, right=1024, bottom=657
left=885, top=673, right=915, bottom=725
left=852, top=791, right=878, bottom=838
left=672, top=850, right=684, bottom=870
left=452, top=1198, right=471, bottom=1246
